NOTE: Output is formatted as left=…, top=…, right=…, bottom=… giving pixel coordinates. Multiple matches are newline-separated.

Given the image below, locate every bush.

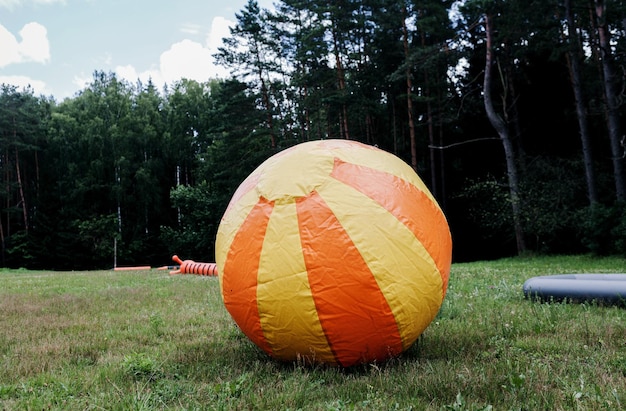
left=579, top=202, right=626, bottom=256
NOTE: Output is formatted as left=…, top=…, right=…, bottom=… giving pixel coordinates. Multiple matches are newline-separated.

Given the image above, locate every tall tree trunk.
left=4, top=148, right=9, bottom=238
left=331, top=18, right=350, bottom=140
left=426, top=94, right=437, bottom=194
left=438, top=117, right=447, bottom=211
left=564, top=0, right=598, bottom=205
left=258, top=73, right=276, bottom=149
left=483, top=13, right=526, bottom=254
left=419, top=20, right=437, bottom=195
left=594, top=0, right=626, bottom=201
left=365, top=113, right=373, bottom=144
left=402, top=5, right=418, bottom=172
left=301, top=84, right=310, bottom=141
left=505, top=63, right=526, bottom=174
left=12, top=113, right=28, bottom=232
left=115, top=164, right=122, bottom=236
left=14, top=147, right=28, bottom=232
left=392, top=92, right=398, bottom=155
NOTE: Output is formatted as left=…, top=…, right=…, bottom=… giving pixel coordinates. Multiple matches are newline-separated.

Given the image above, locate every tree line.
left=1, top=0, right=625, bottom=270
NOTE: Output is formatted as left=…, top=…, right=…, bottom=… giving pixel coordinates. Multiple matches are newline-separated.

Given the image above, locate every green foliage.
left=161, top=182, right=218, bottom=261
left=122, top=353, right=162, bottom=380
left=443, top=392, right=493, bottom=411
left=456, top=176, right=514, bottom=247
left=76, top=214, right=118, bottom=266
left=213, top=373, right=252, bottom=400
left=518, top=157, right=588, bottom=254
left=579, top=202, right=626, bottom=256
left=455, top=157, right=626, bottom=257
left=5, top=231, right=34, bottom=267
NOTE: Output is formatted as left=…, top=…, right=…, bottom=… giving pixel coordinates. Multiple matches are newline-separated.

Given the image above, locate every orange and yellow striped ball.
left=215, top=139, right=452, bottom=367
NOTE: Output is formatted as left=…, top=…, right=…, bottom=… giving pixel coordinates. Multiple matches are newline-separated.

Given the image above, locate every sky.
left=0, top=0, right=275, bottom=100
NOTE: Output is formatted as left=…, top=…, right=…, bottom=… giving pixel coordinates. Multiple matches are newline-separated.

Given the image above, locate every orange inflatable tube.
left=169, top=255, right=218, bottom=276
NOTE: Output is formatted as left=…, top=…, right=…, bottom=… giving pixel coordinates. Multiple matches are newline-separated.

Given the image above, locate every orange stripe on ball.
left=222, top=196, right=274, bottom=356
left=296, top=190, right=403, bottom=367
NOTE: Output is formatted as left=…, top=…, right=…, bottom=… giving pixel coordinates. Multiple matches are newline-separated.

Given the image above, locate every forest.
left=1, top=0, right=625, bottom=270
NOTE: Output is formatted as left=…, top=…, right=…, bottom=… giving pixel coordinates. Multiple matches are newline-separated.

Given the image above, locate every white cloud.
left=0, top=75, right=47, bottom=95
left=0, top=22, right=50, bottom=67
left=114, top=64, right=163, bottom=89
left=115, top=40, right=215, bottom=90
left=159, top=39, right=214, bottom=83
left=206, top=16, right=232, bottom=51
left=115, top=16, right=233, bottom=90
left=71, top=73, right=92, bottom=94
left=18, top=22, right=50, bottom=62
left=0, top=25, right=21, bottom=67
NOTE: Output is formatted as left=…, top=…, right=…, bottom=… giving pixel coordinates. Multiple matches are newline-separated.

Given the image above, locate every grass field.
left=1, top=254, right=625, bottom=410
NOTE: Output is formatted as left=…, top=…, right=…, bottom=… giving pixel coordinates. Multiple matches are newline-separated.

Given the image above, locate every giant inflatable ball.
left=215, top=139, right=452, bottom=367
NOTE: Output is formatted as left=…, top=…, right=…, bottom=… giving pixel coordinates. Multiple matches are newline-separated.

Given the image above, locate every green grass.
left=1, top=255, right=625, bottom=410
